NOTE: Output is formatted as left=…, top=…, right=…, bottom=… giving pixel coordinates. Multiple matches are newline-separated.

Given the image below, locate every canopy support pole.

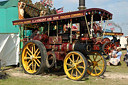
left=70, top=19, right=72, bottom=43
left=90, top=14, right=94, bottom=38
left=103, top=19, right=108, bottom=37
left=48, top=22, right=50, bottom=36
left=100, top=16, right=103, bottom=28
left=56, top=21, right=59, bottom=38
left=84, top=15, right=91, bottom=38
left=19, top=25, right=24, bottom=67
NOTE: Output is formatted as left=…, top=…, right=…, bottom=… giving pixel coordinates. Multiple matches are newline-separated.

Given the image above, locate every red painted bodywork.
left=12, top=8, right=118, bottom=60
left=32, top=34, right=76, bottom=60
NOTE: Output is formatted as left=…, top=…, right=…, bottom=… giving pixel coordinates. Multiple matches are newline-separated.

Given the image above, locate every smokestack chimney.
left=78, top=0, right=86, bottom=10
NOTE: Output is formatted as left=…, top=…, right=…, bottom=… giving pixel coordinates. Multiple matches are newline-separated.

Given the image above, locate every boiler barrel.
left=74, top=41, right=92, bottom=55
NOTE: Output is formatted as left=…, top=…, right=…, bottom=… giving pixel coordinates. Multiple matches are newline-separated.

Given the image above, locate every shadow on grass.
left=42, top=69, right=90, bottom=81
left=2, top=65, right=18, bottom=71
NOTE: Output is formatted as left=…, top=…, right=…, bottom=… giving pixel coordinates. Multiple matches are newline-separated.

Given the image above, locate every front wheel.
left=87, top=52, right=106, bottom=77
left=63, top=51, right=87, bottom=80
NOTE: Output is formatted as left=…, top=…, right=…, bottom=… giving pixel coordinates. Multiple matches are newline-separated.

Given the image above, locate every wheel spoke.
left=34, top=60, right=40, bottom=67
left=76, top=56, right=79, bottom=63
left=88, top=60, right=92, bottom=67
left=94, top=68, right=97, bottom=74
left=76, top=68, right=82, bottom=75
left=36, top=59, right=41, bottom=64
left=88, top=58, right=93, bottom=62
left=72, top=54, right=74, bottom=62
left=77, top=66, right=84, bottom=69
left=69, top=57, right=74, bottom=63
left=92, top=55, right=95, bottom=61
left=24, top=57, right=30, bottom=60
left=36, top=56, right=41, bottom=58
left=34, top=62, right=36, bottom=71
left=66, top=63, right=72, bottom=66
left=97, top=58, right=102, bottom=62
left=106, top=45, right=109, bottom=48
left=111, top=44, right=115, bottom=47
left=77, top=59, right=83, bottom=64
left=94, top=55, right=97, bottom=61
left=27, top=52, right=32, bottom=57
left=27, top=47, right=33, bottom=55
left=97, top=66, right=102, bottom=72
left=71, top=69, right=74, bottom=77
left=76, top=70, right=78, bottom=77
left=27, top=62, right=32, bottom=69
left=27, top=60, right=31, bottom=64
left=67, top=67, right=73, bottom=71
left=33, top=44, right=36, bottom=52
left=36, top=51, right=40, bottom=57
left=91, top=66, right=95, bottom=73
left=110, top=44, right=112, bottom=47
left=32, top=46, right=33, bottom=54
left=32, top=61, right=34, bottom=70
left=98, top=64, right=104, bottom=66
left=34, top=48, right=39, bottom=55
left=88, top=64, right=93, bottom=68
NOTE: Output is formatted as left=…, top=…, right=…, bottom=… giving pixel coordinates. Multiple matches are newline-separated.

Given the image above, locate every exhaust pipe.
left=78, top=0, right=86, bottom=10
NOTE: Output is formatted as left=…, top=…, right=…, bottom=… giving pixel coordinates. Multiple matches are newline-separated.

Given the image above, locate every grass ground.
left=0, top=50, right=128, bottom=85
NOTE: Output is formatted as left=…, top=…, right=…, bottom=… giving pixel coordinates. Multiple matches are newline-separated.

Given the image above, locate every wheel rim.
left=22, top=42, right=41, bottom=74
left=104, top=42, right=115, bottom=55
left=87, top=52, right=105, bottom=76
left=64, top=52, right=86, bottom=80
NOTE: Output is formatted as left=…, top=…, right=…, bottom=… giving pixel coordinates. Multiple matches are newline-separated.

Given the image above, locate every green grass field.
left=0, top=50, right=128, bottom=85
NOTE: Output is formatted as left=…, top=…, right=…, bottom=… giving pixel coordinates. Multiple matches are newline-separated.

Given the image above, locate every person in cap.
left=107, top=47, right=122, bottom=66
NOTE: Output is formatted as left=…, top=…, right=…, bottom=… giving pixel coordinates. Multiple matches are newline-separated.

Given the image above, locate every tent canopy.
left=0, top=0, right=18, bottom=8
left=0, top=0, right=19, bottom=33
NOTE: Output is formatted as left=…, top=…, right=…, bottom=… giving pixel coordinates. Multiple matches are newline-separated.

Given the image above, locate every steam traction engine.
left=13, top=8, right=114, bottom=80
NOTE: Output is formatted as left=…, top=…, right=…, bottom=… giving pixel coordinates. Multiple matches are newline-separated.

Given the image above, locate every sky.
left=32, top=0, right=128, bottom=36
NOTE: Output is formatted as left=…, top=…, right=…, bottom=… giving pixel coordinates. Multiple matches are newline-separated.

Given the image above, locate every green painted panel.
left=0, top=7, right=19, bottom=33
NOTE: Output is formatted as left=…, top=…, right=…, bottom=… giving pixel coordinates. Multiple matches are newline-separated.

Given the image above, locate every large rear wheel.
left=22, top=40, right=47, bottom=74
left=87, top=52, right=106, bottom=77
left=64, top=51, right=87, bottom=80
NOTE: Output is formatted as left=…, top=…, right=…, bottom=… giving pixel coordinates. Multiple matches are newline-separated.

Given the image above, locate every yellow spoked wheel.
left=22, top=40, right=47, bottom=75
left=64, top=51, right=87, bottom=80
left=87, top=52, right=106, bottom=76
